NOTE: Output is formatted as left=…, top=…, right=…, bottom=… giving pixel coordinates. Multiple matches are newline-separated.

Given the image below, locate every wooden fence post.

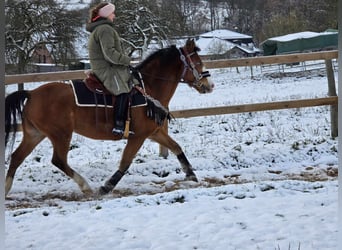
left=18, top=83, right=24, bottom=91
left=325, top=59, right=338, bottom=137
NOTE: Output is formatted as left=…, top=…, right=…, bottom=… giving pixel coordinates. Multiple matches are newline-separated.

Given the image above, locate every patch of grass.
left=275, top=242, right=301, bottom=250
left=171, top=195, right=185, bottom=203
left=69, top=143, right=79, bottom=150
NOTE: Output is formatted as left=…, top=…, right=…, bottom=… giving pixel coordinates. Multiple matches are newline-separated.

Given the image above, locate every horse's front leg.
left=98, top=136, right=146, bottom=195
left=149, top=128, right=198, bottom=182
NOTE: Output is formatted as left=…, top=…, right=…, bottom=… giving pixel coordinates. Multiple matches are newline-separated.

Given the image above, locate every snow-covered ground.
left=5, top=64, right=338, bottom=249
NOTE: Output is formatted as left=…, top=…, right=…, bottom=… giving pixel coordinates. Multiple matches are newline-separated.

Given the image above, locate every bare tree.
left=113, top=0, right=168, bottom=58
left=5, top=0, right=83, bottom=73
left=157, top=0, right=188, bottom=36
left=6, top=0, right=338, bottom=71
left=219, top=0, right=337, bottom=44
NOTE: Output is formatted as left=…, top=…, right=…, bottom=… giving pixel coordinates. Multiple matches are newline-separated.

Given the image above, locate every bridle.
left=132, top=45, right=211, bottom=90
left=178, top=46, right=211, bottom=88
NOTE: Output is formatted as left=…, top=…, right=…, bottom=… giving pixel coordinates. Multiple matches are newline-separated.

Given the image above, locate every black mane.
left=135, top=45, right=179, bottom=70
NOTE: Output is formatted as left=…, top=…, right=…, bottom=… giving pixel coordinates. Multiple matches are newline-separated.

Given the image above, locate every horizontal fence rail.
left=5, top=50, right=338, bottom=85
left=203, top=50, right=338, bottom=69
left=8, top=97, right=338, bottom=132
left=171, top=97, right=338, bottom=118
left=5, top=70, right=86, bottom=85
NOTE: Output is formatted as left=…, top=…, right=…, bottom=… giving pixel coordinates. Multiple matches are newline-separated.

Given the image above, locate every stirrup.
left=112, top=127, right=134, bottom=136
left=112, top=127, right=124, bottom=135
left=112, top=119, right=134, bottom=137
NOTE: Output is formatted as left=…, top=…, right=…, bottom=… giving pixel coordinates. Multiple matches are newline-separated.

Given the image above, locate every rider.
left=86, top=2, right=134, bottom=135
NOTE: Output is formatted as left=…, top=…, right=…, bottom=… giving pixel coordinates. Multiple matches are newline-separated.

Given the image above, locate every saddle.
left=84, top=70, right=112, bottom=95
left=83, top=70, right=146, bottom=104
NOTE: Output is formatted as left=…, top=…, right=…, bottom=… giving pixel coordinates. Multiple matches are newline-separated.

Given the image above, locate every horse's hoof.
left=83, top=189, right=94, bottom=197
left=185, top=175, right=198, bottom=182
left=97, top=186, right=110, bottom=196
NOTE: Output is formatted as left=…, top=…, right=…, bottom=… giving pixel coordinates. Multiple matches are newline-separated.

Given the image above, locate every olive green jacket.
left=86, top=19, right=132, bottom=95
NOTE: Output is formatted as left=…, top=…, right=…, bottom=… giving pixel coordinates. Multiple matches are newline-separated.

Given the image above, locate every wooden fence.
left=5, top=50, right=338, bottom=157
left=5, top=50, right=338, bottom=84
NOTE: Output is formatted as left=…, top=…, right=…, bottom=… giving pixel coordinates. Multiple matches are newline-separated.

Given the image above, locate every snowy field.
left=5, top=63, right=338, bottom=249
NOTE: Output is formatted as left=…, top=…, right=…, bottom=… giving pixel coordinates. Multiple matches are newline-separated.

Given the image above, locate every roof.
left=199, top=29, right=252, bottom=40
left=195, top=37, right=235, bottom=56
left=268, top=31, right=320, bottom=42
left=195, top=37, right=260, bottom=56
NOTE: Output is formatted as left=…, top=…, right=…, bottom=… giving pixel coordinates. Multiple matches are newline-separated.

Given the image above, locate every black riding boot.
left=112, top=93, right=129, bottom=135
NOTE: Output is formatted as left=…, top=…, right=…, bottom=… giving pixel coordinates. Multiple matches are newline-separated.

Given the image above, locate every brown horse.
left=5, top=39, right=214, bottom=197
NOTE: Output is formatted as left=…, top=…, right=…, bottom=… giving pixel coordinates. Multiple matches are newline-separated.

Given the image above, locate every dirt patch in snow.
left=5, top=165, right=337, bottom=210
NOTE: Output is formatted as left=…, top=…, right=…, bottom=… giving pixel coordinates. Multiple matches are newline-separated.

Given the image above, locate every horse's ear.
left=185, top=38, right=195, bottom=51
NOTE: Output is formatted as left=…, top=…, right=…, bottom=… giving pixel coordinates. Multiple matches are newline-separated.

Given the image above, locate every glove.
left=128, top=65, right=135, bottom=73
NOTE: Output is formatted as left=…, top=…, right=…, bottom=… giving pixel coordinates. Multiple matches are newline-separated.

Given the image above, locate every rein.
left=136, top=46, right=210, bottom=87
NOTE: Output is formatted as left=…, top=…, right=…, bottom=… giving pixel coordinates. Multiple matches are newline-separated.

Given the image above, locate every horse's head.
left=179, top=39, right=214, bottom=94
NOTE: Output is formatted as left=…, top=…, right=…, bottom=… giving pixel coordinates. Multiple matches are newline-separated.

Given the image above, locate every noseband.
left=178, top=47, right=211, bottom=88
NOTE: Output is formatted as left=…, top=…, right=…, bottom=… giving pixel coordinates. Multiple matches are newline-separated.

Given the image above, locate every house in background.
left=5, top=44, right=63, bottom=74
left=28, top=44, right=63, bottom=72
left=194, top=29, right=260, bottom=59
left=31, top=44, right=54, bottom=64
left=199, top=29, right=254, bottom=45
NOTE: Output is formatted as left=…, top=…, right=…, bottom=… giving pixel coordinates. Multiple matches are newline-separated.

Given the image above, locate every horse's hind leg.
left=99, top=136, right=146, bottom=195
left=5, top=127, right=45, bottom=196
left=49, top=133, right=93, bottom=195
left=149, top=128, right=198, bottom=182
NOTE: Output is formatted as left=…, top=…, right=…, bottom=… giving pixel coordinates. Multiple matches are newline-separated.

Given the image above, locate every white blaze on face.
left=202, top=66, right=214, bottom=92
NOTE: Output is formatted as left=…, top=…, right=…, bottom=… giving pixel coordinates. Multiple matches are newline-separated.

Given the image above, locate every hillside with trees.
left=5, top=0, right=337, bottom=73
left=154, top=0, right=337, bottom=44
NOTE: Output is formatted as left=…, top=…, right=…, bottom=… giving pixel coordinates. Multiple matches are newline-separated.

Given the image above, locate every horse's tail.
left=5, top=90, right=30, bottom=148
